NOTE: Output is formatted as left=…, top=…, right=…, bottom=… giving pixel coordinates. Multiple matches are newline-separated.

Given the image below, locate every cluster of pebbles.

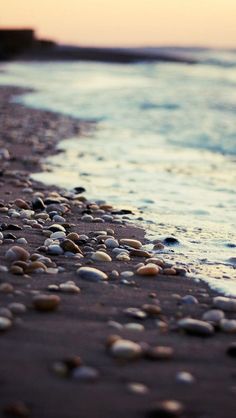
left=1, top=188, right=236, bottom=417
left=1, top=87, right=236, bottom=418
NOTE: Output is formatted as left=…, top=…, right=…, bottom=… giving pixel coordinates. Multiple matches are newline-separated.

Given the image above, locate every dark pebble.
left=226, top=342, right=236, bottom=358
left=147, top=400, right=184, bottom=418
left=163, top=237, right=179, bottom=246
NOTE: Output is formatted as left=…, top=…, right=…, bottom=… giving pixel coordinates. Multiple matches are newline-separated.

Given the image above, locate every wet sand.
left=0, top=86, right=236, bottom=418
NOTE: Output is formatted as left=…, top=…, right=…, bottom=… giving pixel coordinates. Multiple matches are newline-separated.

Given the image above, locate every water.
left=0, top=49, right=236, bottom=295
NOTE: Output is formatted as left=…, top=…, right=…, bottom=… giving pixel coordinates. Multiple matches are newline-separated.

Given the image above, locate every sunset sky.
left=1, top=0, right=236, bottom=48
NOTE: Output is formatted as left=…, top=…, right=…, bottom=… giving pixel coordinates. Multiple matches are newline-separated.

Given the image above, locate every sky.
left=1, top=0, right=236, bottom=48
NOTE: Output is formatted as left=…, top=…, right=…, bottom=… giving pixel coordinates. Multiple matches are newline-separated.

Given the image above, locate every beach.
left=0, top=85, right=236, bottom=418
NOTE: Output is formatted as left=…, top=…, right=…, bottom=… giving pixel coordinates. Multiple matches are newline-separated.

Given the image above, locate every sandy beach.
left=0, top=86, right=236, bottom=418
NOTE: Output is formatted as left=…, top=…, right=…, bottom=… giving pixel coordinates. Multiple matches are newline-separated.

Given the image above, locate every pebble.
left=76, top=266, right=108, bottom=282
left=10, top=265, right=24, bottom=275
left=72, top=366, right=99, bottom=382
left=202, top=309, right=225, bottom=325
left=48, top=224, right=66, bottom=232
left=67, top=232, right=80, bottom=242
left=178, top=318, right=214, bottom=336
left=124, top=307, right=147, bottom=319
left=142, top=304, right=162, bottom=316
left=107, top=320, right=123, bottom=330
left=112, top=248, right=129, bottom=255
left=48, top=244, right=64, bottom=256
left=116, top=253, right=130, bottom=261
left=145, top=346, right=174, bottom=360
left=124, top=323, right=145, bottom=332
left=0, top=317, right=12, bottom=331
left=59, top=283, right=80, bottom=293
left=50, top=231, right=66, bottom=240
left=33, top=294, right=60, bottom=312
left=163, top=237, right=180, bottom=246
left=0, top=308, right=13, bottom=319
left=130, top=249, right=151, bottom=258
left=0, top=283, right=14, bottom=293
left=27, top=261, right=48, bottom=273
left=176, top=371, right=195, bottom=384
left=60, top=239, right=82, bottom=254
left=32, top=196, right=46, bottom=211
left=16, top=237, right=28, bottom=245
left=5, top=246, right=30, bottom=262
left=105, top=238, right=119, bottom=248
left=226, top=342, right=236, bottom=357
left=91, top=251, right=112, bottom=262
left=120, top=271, right=134, bottom=278
left=110, top=339, right=143, bottom=360
left=181, top=295, right=198, bottom=305
left=213, top=296, right=236, bottom=312
left=147, top=400, right=184, bottom=418
left=8, top=303, right=27, bottom=314
left=220, top=319, right=236, bottom=333
left=119, top=238, right=142, bottom=249
left=14, top=198, right=30, bottom=210
left=127, top=382, right=149, bottom=395
left=137, top=264, right=160, bottom=276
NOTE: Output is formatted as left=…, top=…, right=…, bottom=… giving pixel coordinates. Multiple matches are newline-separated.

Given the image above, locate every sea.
left=0, top=48, right=236, bottom=295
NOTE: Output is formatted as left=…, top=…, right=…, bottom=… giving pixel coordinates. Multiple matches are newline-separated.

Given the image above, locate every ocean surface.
left=0, top=48, right=236, bottom=295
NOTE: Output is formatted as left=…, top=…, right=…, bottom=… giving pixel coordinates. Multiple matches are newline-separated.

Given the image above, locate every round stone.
left=116, top=253, right=130, bottom=261
left=26, top=261, right=47, bottom=273
left=33, top=294, right=60, bottom=312
left=124, top=307, right=147, bottom=319
left=91, top=251, right=112, bottom=262
left=226, top=342, right=236, bottom=357
left=127, top=382, right=148, bottom=395
left=8, top=303, right=27, bottom=314
left=105, top=238, right=119, bottom=248
left=14, top=198, right=30, bottom=210
left=147, top=400, right=184, bottom=418
left=5, top=246, right=30, bottom=262
left=48, top=245, right=64, bottom=256
left=48, top=224, right=66, bottom=232
left=50, top=231, right=66, bottom=240
left=178, top=318, right=214, bottom=336
left=120, top=271, right=134, bottom=278
left=110, top=339, right=143, bottom=360
left=10, top=265, right=24, bottom=275
left=72, top=366, right=99, bottom=382
left=76, top=266, right=108, bottom=282
left=0, top=308, right=13, bottom=319
left=202, top=309, right=225, bottom=325
left=142, top=304, right=162, bottom=316
left=124, top=323, right=145, bottom=332
left=67, top=232, right=80, bottom=242
left=119, top=239, right=142, bottom=249
left=176, top=371, right=195, bottom=384
left=60, top=239, right=82, bottom=254
left=137, top=264, right=160, bottom=276
left=130, top=249, right=151, bottom=258
left=181, top=295, right=198, bottom=305
left=0, top=283, right=14, bottom=293
left=213, top=296, right=236, bottom=312
left=220, top=319, right=236, bottom=333
left=0, top=317, right=12, bottom=331
left=145, top=346, right=174, bottom=360
left=59, top=283, right=80, bottom=293
left=16, top=238, right=28, bottom=245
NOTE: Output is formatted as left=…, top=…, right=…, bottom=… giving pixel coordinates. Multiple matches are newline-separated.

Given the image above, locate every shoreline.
left=0, top=85, right=236, bottom=418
